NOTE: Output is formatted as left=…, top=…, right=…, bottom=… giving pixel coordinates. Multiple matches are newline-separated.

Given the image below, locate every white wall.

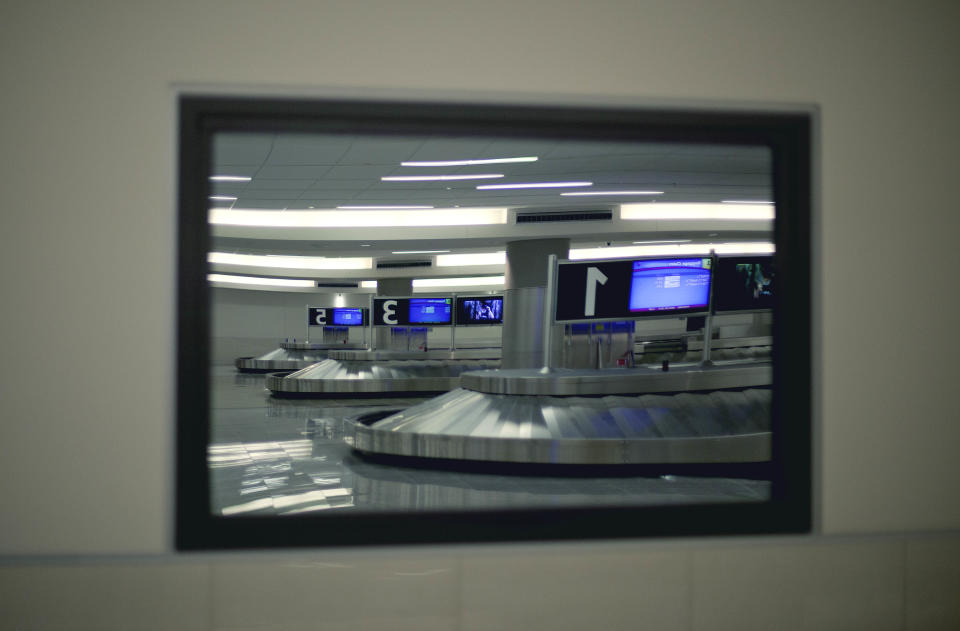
left=2, top=1, right=958, bottom=628
left=212, top=287, right=373, bottom=363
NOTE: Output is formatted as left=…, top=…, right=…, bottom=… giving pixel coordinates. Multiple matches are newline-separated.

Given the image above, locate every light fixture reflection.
left=569, top=242, right=774, bottom=260
left=477, top=181, right=592, bottom=190
left=382, top=174, right=503, bottom=181
left=621, top=203, right=774, bottom=220
left=208, top=252, right=372, bottom=270
left=412, top=276, right=505, bottom=290
left=401, top=156, right=538, bottom=167
left=207, top=274, right=315, bottom=288
left=209, top=207, right=508, bottom=227
left=435, top=251, right=506, bottom=267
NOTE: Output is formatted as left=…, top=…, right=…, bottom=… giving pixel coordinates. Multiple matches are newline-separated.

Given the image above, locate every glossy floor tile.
left=209, top=366, right=770, bottom=517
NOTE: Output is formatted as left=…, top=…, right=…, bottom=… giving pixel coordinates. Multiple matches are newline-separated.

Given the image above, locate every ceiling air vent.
left=315, top=281, right=360, bottom=288
left=376, top=260, right=433, bottom=269
left=516, top=210, right=613, bottom=223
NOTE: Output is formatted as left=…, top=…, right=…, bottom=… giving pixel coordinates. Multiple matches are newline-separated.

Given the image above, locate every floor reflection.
left=209, top=366, right=770, bottom=516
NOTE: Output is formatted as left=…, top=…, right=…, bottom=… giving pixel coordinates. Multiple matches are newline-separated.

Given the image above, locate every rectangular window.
left=177, top=95, right=813, bottom=549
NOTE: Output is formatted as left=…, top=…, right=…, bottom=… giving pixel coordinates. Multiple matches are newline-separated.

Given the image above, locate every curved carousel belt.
left=267, top=358, right=501, bottom=396
left=326, top=348, right=501, bottom=361
left=350, top=362, right=773, bottom=465
left=235, top=342, right=368, bottom=372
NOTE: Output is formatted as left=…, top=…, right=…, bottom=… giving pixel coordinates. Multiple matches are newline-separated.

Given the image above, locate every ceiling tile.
left=266, top=134, right=354, bottom=165
left=213, top=133, right=274, bottom=165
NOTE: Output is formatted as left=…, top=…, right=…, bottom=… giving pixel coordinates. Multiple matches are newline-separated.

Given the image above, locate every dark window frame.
left=177, top=95, right=812, bottom=550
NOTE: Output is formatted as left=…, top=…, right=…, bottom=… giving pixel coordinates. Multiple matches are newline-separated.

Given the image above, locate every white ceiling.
left=209, top=132, right=773, bottom=277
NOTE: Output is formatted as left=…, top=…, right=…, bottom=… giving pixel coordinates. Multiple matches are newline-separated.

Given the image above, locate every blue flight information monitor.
left=331, top=308, right=364, bottom=326
left=408, top=298, right=452, bottom=324
left=628, top=258, right=712, bottom=313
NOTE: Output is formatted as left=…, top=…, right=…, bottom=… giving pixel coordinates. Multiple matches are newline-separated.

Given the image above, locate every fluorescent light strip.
left=208, top=274, right=314, bottom=288
left=209, top=207, right=508, bottom=227
left=435, top=251, right=506, bottom=267
left=382, top=174, right=503, bottom=181
left=477, top=181, right=592, bottom=190
left=337, top=205, right=434, bottom=210
left=721, top=200, right=774, bottom=204
left=360, top=280, right=378, bottom=289
left=209, top=175, right=251, bottom=182
left=209, top=195, right=238, bottom=201
left=209, top=252, right=372, bottom=270
left=413, top=276, right=505, bottom=289
left=569, top=242, right=774, bottom=260
left=632, top=239, right=692, bottom=244
left=561, top=190, right=663, bottom=196
left=401, top=156, right=538, bottom=167
left=621, top=203, right=775, bottom=220
left=392, top=250, right=450, bottom=255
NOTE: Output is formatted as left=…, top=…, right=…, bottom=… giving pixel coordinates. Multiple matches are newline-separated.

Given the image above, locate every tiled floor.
left=209, top=366, right=770, bottom=516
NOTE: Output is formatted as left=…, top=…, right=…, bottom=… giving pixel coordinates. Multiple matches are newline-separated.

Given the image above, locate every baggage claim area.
left=209, top=132, right=776, bottom=517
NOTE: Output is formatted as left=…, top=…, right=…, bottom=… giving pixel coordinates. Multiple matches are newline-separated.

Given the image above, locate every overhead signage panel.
left=554, top=257, right=713, bottom=323
left=373, top=297, right=454, bottom=326
left=308, top=307, right=368, bottom=326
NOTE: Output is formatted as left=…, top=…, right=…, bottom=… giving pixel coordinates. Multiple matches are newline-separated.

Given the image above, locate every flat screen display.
left=456, top=296, right=503, bottom=325
left=331, top=308, right=364, bottom=326
left=712, top=256, right=774, bottom=313
left=628, top=258, right=712, bottom=313
left=408, top=298, right=452, bottom=324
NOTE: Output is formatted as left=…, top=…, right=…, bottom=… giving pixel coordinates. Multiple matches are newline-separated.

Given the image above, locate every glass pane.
left=207, top=131, right=774, bottom=517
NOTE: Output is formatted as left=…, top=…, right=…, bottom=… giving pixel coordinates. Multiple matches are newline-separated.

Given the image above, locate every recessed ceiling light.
left=477, top=181, right=592, bottom=190
left=208, top=252, right=372, bottom=270
left=209, top=207, right=509, bottom=227
left=561, top=190, right=663, bottom=196
left=209, top=195, right=238, bottom=201
left=570, top=242, right=774, bottom=260
left=382, top=174, right=504, bottom=181
left=337, top=205, right=435, bottom=209
left=207, top=274, right=314, bottom=288
left=360, top=244, right=371, bottom=247
left=209, top=175, right=251, bottom=182
left=360, top=280, right=378, bottom=288
left=621, top=203, right=775, bottom=220
left=632, top=239, right=693, bottom=244
left=435, top=251, right=506, bottom=267
left=412, top=276, right=505, bottom=289
left=721, top=200, right=774, bottom=204
left=401, top=156, right=538, bottom=167
left=391, top=250, right=451, bottom=254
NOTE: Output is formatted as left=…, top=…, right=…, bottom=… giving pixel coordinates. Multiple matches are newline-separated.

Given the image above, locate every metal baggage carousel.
left=267, top=356, right=502, bottom=397
left=350, top=361, right=773, bottom=465
left=235, top=341, right=367, bottom=373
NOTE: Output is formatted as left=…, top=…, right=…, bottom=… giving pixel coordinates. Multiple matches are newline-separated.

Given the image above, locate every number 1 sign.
left=553, top=257, right=714, bottom=323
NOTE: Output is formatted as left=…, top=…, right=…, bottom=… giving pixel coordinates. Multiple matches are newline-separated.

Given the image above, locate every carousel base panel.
left=266, top=358, right=501, bottom=397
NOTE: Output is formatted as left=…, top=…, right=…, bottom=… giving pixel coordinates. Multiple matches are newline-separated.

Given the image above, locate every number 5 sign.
left=307, top=307, right=327, bottom=326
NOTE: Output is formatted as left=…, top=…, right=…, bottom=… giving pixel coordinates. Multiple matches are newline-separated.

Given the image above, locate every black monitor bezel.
left=455, top=295, right=505, bottom=326
left=177, top=95, right=812, bottom=550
